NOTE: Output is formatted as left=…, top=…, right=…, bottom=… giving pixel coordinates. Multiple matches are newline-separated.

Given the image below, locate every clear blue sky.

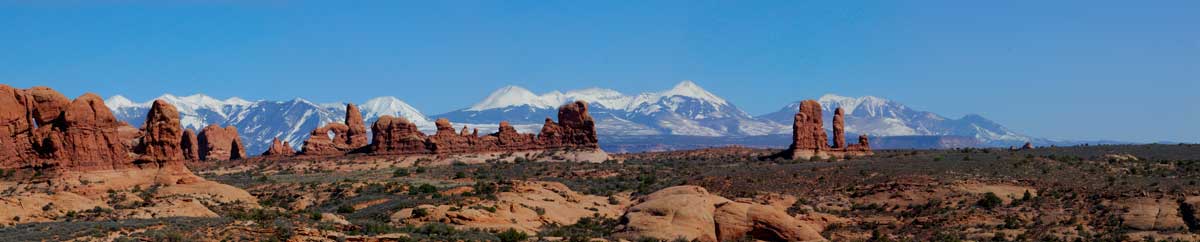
left=2, top=1, right=1197, bottom=143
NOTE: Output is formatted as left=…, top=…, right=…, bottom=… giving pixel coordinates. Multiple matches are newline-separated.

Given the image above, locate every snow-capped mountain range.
left=105, top=80, right=1036, bottom=155
left=106, top=94, right=434, bottom=155
left=440, top=81, right=786, bottom=137
left=757, top=94, right=1029, bottom=145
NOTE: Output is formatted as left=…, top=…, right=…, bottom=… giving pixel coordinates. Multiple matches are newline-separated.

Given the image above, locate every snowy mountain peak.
left=468, top=85, right=561, bottom=111
left=104, top=95, right=138, bottom=109
left=660, top=80, right=727, bottom=106
left=817, top=94, right=894, bottom=116
left=362, top=96, right=432, bottom=126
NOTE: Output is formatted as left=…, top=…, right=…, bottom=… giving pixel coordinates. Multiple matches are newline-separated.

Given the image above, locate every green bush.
left=337, top=204, right=355, bottom=214
left=495, top=228, right=528, bottom=242
left=977, top=192, right=1003, bottom=210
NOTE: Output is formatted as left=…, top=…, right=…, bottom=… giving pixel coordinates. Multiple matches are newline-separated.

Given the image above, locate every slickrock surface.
left=390, top=181, right=631, bottom=233
left=615, top=185, right=826, bottom=242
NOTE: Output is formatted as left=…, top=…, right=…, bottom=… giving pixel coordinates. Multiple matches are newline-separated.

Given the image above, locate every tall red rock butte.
left=301, top=103, right=369, bottom=155
left=785, top=100, right=871, bottom=160
left=198, top=124, right=247, bottom=161
left=138, top=100, right=185, bottom=162
left=181, top=129, right=200, bottom=160
left=360, top=100, right=600, bottom=155
left=0, top=84, right=201, bottom=173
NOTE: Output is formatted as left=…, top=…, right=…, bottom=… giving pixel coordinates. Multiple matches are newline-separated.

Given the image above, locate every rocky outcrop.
left=300, top=103, right=368, bottom=155
left=261, top=137, right=295, bottom=157
left=615, top=186, right=825, bottom=242
left=344, top=103, right=368, bottom=148
left=366, top=101, right=601, bottom=156
left=370, top=116, right=428, bottom=155
left=0, top=85, right=38, bottom=168
left=785, top=100, right=871, bottom=160
left=137, top=100, right=184, bottom=162
left=39, top=93, right=131, bottom=171
left=832, top=107, right=846, bottom=149
left=0, top=85, right=257, bottom=226
left=198, top=124, right=246, bottom=161
left=426, top=118, right=471, bottom=153
left=181, top=129, right=199, bottom=160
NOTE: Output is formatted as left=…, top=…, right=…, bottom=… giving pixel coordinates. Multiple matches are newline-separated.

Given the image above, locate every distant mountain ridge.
left=757, top=94, right=1030, bottom=146
left=438, top=81, right=788, bottom=137
left=106, top=80, right=1065, bottom=154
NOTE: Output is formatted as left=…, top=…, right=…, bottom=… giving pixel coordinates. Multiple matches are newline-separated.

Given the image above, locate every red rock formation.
left=345, top=103, right=368, bottom=148
left=785, top=100, right=871, bottom=160
left=137, top=100, right=184, bottom=162
left=26, top=86, right=70, bottom=127
left=427, top=118, right=471, bottom=153
left=38, top=93, right=131, bottom=170
left=0, top=85, right=206, bottom=179
left=370, top=116, right=428, bottom=154
left=181, top=129, right=199, bottom=160
left=0, top=84, right=38, bottom=168
left=367, top=101, right=600, bottom=155
left=261, top=137, right=295, bottom=156
left=552, top=101, right=598, bottom=148
left=198, top=124, right=246, bottom=161
left=832, top=107, right=846, bottom=149
left=300, top=103, right=367, bottom=155
left=301, top=124, right=345, bottom=155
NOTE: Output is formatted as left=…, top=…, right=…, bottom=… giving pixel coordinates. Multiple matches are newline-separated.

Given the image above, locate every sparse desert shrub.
left=393, top=168, right=410, bottom=177
left=495, top=228, right=528, bottom=242
left=337, top=204, right=355, bottom=214
left=412, top=207, right=429, bottom=217
left=977, top=192, right=1003, bottom=210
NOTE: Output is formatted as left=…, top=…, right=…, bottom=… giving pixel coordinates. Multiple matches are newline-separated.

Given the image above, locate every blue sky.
left=1, top=1, right=1197, bottom=143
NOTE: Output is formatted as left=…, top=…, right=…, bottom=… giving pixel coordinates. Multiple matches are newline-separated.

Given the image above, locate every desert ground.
left=2, top=144, right=1199, bottom=241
